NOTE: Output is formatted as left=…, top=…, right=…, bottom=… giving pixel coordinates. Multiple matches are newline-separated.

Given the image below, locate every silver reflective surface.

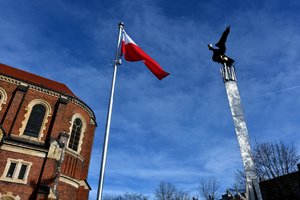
left=222, top=66, right=263, bottom=199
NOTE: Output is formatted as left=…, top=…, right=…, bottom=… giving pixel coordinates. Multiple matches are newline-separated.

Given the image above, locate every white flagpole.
left=97, top=22, right=124, bottom=200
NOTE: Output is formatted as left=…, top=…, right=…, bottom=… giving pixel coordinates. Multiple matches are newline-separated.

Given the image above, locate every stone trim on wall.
left=59, top=174, right=90, bottom=190
left=0, top=143, right=47, bottom=158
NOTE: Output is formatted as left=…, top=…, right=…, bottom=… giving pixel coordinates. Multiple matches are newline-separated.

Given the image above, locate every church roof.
left=0, top=63, right=76, bottom=97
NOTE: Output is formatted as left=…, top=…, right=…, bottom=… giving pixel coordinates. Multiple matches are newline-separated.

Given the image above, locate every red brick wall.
left=0, top=150, right=45, bottom=199
left=0, top=75, right=96, bottom=200
left=0, top=80, right=17, bottom=122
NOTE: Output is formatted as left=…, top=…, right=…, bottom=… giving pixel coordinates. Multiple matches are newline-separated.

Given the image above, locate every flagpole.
left=97, top=22, right=124, bottom=200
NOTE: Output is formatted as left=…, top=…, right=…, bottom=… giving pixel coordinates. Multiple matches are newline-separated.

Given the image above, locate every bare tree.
left=103, top=193, right=148, bottom=200
left=198, top=178, right=219, bottom=200
left=123, top=193, right=148, bottom=200
left=253, top=141, right=300, bottom=180
left=103, top=194, right=122, bottom=200
left=155, top=181, right=191, bottom=200
left=231, top=140, right=300, bottom=198
left=231, top=169, right=246, bottom=193
left=155, top=181, right=177, bottom=200
left=175, top=190, right=190, bottom=200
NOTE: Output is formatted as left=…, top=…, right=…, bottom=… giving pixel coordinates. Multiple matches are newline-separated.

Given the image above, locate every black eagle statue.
left=208, top=26, right=234, bottom=67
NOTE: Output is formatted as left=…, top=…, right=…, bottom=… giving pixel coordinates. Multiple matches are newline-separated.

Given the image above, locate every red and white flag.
left=121, top=30, right=170, bottom=80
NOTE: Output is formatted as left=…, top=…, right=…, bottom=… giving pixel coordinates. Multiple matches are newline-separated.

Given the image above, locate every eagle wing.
left=215, top=26, right=230, bottom=54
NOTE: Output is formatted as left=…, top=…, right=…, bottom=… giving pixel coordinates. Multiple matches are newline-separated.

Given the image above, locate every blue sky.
left=1, top=0, right=300, bottom=199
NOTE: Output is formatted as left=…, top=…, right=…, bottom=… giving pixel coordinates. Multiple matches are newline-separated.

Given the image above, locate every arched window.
left=68, top=118, right=83, bottom=152
left=23, top=104, right=46, bottom=138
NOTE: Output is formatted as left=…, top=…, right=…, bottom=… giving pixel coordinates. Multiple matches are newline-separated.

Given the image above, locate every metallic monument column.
left=208, top=26, right=263, bottom=200
left=221, top=64, right=262, bottom=200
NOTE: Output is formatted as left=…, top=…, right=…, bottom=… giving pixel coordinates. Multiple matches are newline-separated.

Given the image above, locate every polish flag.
left=121, top=31, right=170, bottom=80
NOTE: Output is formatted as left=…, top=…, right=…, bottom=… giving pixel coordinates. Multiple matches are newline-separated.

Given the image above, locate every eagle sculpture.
left=208, top=26, right=234, bottom=67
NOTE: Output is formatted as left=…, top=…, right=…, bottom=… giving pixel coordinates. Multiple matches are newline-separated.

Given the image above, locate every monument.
left=208, top=26, right=263, bottom=200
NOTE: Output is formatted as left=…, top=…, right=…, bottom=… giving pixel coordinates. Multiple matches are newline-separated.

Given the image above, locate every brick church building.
left=0, top=63, right=96, bottom=200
